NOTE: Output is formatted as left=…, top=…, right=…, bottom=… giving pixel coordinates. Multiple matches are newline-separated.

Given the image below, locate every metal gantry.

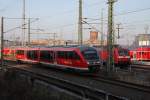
left=78, top=0, right=83, bottom=45
left=107, top=0, right=117, bottom=72
left=1, top=17, right=4, bottom=69
left=101, top=9, right=104, bottom=46
left=28, top=18, right=30, bottom=46
left=22, top=0, right=26, bottom=46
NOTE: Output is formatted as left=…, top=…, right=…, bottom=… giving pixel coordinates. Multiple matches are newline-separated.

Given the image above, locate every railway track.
left=2, top=63, right=150, bottom=100
left=6, top=64, right=128, bottom=100
left=77, top=70, right=150, bottom=92
left=131, top=64, right=150, bottom=70
left=92, top=75, right=150, bottom=93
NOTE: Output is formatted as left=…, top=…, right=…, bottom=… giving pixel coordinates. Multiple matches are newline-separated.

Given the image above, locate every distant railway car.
left=130, top=46, right=150, bottom=61
left=39, top=46, right=101, bottom=72
left=3, top=48, right=16, bottom=61
left=97, top=46, right=130, bottom=66
left=15, top=47, right=40, bottom=64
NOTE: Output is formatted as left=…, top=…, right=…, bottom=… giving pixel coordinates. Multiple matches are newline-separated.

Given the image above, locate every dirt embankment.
left=0, top=70, right=56, bottom=100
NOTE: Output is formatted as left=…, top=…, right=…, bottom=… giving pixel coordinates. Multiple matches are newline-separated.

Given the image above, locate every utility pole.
left=28, top=18, right=30, bottom=46
left=22, top=0, right=26, bottom=46
left=78, top=0, right=83, bottom=45
left=101, top=9, right=104, bottom=46
left=53, top=33, right=57, bottom=46
left=144, top=25, right=149, bottom=45
left=107, top=0, right=117, bottom=72
left=1, top=17, right=4, bottom=69
left=144, top=25, right=149, bottom=34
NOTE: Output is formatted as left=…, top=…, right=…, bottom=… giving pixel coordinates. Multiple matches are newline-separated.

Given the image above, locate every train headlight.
left=96, top=61, right=100, bottom=64
left=87, top=62, right=90, bottom=64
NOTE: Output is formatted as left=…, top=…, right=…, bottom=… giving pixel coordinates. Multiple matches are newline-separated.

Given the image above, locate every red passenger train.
left=97, top=46, right=131, bottom=66
left=130, top=46, right=150, bottom=62
left=14, top=46, right=101, bottom=72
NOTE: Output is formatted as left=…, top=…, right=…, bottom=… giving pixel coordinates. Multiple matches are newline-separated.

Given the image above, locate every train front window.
left=82, top=50, right=99, bottom=60
left=118, top=49, right=129, bottom=56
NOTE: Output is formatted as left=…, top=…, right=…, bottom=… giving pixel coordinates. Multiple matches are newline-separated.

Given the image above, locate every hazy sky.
left=0, top=0, right=150, bottom=45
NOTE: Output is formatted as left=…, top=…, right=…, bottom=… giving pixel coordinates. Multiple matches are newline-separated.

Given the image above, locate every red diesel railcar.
left=130, top=46, right=150, bottom=62
left=15, top=46, right=101, bottom=72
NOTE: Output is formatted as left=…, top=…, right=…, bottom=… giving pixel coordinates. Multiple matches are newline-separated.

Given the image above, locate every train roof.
left=15, top=45, right=97, bottom=51
left=40, top=45, right=96, bottom=50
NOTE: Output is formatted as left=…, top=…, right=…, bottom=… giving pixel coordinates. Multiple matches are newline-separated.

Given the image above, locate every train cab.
left=115, top=48, right=131, bottom=65
left=97, top=46, right=131, bottom=66
left=79, top=46, right=101, bottom=72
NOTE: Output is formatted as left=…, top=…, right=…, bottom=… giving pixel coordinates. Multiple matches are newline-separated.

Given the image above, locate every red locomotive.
left=130, top=46, right=150, bottom=62
left=3, top=48, right=16, bottom=61
left=97, top=46, right=130, bottom=66
left=14, top=46, right=101, bottom=72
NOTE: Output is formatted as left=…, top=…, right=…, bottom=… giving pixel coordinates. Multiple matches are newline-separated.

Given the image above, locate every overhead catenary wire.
left=4, top=18, right=39, bottom=33
left=90, top=7, right=150, bottom=22
left=115, top=7, right=150, bottom=16
left=0, top=0, right=14, bottom=12
left=40, top=0, right=105, bottom=19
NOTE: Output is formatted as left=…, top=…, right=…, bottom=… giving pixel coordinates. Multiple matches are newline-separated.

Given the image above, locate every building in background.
left=131, top=34, right=150, bottom=48
left=90, top=31, right=98, bottom=41
left=85, top=31, right=107, bottom=46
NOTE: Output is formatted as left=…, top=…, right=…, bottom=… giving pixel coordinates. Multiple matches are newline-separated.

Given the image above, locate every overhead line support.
left=107, top=0, right=117, bottom=72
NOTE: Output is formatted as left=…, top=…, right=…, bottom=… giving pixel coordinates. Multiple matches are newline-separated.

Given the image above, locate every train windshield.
left=82, top=50, right=99, bottom=60
left=118, top=49, right=129, bottom=56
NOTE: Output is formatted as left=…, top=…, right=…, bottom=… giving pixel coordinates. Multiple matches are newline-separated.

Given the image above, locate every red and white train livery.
left=15, top=46, right=101, bottom=72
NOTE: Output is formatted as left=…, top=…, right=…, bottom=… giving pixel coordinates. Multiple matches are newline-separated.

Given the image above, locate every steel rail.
left=6, top=65, right=128, bottom=100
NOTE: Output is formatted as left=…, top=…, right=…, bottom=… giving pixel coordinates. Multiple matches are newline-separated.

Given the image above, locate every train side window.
left=67, top=51, right=73, bottom=59
left=40, top=51, right=54, bottom=61
left=57, top=51, right=80, bottom=60
left=40, top=51, right=48, bottom=60
left=73, top=52, right=80, bottom=60
left=27, top=50, right=38, bottom=60
left=57, top=51, right=65, bottom=59
left=16, top=50, right=24, bottom=55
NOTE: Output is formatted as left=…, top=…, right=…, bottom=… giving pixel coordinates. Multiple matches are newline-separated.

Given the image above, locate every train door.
left=114, top=48, right=118, bottom=64
left=133, top=51, right=137, bottom=61
left=65, top=51, right=73, bottom=66
left=16, top=50, right=26, bottom=60
left=57, top=51, right=71, bottom=66
left=57, top=51, right=74, bottom=67
left=71, top=51, right=83, bottom=68
left=148, top=48, right=150, bottom=61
